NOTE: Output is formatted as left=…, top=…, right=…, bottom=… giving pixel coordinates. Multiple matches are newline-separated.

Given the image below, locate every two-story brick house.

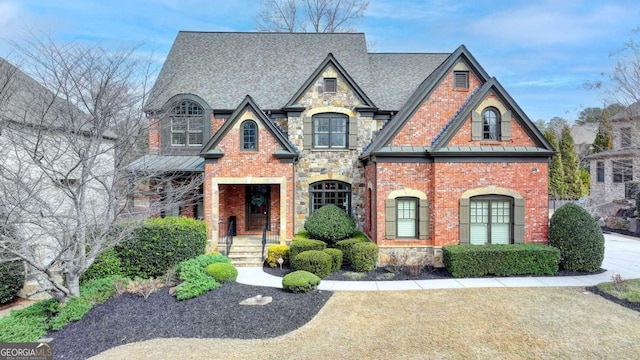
left=134, top=31, right=554, bottom=265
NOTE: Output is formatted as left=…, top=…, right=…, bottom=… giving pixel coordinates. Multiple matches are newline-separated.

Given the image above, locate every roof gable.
left=284, top=53, right=376, bottom=110
left=200, top=95, right=298, bottom=160
left=361, top=45, right=490, bottom=158
left=430, top=78, right=554, bottom=152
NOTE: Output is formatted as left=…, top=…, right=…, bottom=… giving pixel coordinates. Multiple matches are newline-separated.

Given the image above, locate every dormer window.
left=454, top=71, right=469, bottom=89
left=170, top=101, right=203, bottom=147
left=482, top=108, right=500, bottom=140
left=324, top=78, right=337, bottom=93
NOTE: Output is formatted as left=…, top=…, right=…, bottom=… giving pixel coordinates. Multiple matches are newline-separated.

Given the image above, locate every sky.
left=0, top=0, right=638, bottom=122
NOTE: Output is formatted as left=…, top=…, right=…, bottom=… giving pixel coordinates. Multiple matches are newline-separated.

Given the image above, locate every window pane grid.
left=470, top=198, right=512, bottom=245
left=613, top=159, right=633, bottom=183
left=312, top=115, right=347, bottom=149
left=310, top=181, right=351, bottom=213
left=171, top=101, right=204, bottom=147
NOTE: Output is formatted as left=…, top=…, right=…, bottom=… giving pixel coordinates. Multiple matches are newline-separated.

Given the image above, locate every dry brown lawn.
left=92, top=287, right=640, bottom=360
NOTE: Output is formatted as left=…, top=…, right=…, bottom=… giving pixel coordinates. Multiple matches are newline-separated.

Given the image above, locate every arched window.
left=241, top=120, right=258, bottom=150
left=482, top=108, right=500, bottom=141
left=309, top=180, right=351, bottom=214
left=313, top=113, right=348, bottom=149
left=170, top=101, right=204, bottom=146
left=469, top=195, right=513, bottom=244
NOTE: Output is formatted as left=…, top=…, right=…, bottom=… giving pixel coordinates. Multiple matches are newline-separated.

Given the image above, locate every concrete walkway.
left=236, top=232, right=640, bottom=291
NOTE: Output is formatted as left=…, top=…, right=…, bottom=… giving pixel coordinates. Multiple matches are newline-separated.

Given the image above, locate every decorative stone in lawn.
left=240, top=294, right=272, bottom=306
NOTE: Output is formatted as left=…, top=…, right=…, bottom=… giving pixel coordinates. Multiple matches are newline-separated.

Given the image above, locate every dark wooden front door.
left=246, top=185, right=270, bottom=231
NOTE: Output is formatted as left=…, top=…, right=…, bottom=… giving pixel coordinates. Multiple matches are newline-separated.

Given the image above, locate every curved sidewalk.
left=236, top=233, right=640, bottom=291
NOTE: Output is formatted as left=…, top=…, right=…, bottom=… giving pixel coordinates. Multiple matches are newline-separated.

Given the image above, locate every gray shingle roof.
left=146, top=32, right=449, bottom=112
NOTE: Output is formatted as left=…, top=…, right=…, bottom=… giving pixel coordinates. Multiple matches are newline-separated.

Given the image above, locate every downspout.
left=373, top=159, right=377, bottom=243
left=291, top=156, right=296, bottom=244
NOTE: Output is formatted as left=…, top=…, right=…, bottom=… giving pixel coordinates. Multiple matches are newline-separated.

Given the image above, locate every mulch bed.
left=48, top=283, right=332, bottom=360
left=586, top=286, right=640, bottom=313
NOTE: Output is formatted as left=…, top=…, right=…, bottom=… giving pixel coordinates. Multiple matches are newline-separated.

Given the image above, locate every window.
left=613, top=159, right=633, bottom=183
left=469, top=196, right=512, bottom=245
left=324, top=78, right=337, bottom=93
left=621, top=127, right=632, bottom=148
left=482, top=108, right=500, bottom=140
left=241, top=120, right=258, bottom=150
left=454, top=71, right=469, bottom=89
left=396, top=198, right=417, bottom=238
left=170, top=101, right=203, bottom=146
left=597, top=161, right=605, bottom=183
left=310, top=181, right=351, bottom=214
left=313, top=113, right=347, bottom=149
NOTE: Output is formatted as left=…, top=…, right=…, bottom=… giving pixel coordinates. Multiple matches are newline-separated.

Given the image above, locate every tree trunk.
left=66, top=272, right=81, bottom=298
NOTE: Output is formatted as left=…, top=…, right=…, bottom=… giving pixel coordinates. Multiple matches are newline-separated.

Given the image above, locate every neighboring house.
left=588, top=102, right=640, bottom=206
left=0, top=57, right=115, bottom=267
left=135, top=32, right=554, bottom=265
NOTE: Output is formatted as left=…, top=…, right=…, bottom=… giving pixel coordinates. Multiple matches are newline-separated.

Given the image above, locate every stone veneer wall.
left=286, top=65, right=380, bottom=233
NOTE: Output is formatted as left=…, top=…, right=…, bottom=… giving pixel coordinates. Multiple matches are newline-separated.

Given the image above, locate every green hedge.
left=351, top=242, right=378, bottom=272
left=81, top=248, right=122, bottom=284
left=304, top=204, right=355, bottom=245
left=549, top=203, right=604, bottom=272
left=116, top=217, right=207, bottom=278
left=323, top=248, right=343, bottom=271
left=443, top=244, right=560, bottom=278
left=290, top=250, right=333, bottom=278
left=282, top=270, right=321, bottom=293
left=335, top=237, right=369, bottom=266
left=289, top=239, right=327, bottom=259
left=0, top=254, right=24, bottom=305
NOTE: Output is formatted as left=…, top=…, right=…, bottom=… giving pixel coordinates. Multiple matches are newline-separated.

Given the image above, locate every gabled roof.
left=610, top=101, right=640, bottom=121
left=200, top=95, right=298, bottom=160
left=284, top=53, right=376, bottom=110
left=361, top=45, right=488, bottom=159
left=146, top=31, right=449, bottom=112
left=430, top=77, right=554, bottom=152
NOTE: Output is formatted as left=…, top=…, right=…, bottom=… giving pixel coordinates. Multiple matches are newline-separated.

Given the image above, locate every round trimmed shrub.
left=323, top=248, right=343, bottom=271
left=304, top=204, right=355, bottom=245
left=282, top=270, right=321, bottom=293
left=548, top=203, right=604, bottom=272
left=81, top=248, right=122, bottom=283
left=290, top=250, right=333, bottom=278
left=289, top=239, right=327, bottom=259
left=335, top=237, right=369, bottom=265
left=204, top=262, right=238, bottom=283
left=351, top=242, right=378, bottom=272
left=266, top=244, right=290, bottom=268
left=0, top=255, right=24, bottom=304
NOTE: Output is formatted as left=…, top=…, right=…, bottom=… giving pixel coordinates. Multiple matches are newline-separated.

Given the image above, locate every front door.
left=246, top=185, right=270, bottom=231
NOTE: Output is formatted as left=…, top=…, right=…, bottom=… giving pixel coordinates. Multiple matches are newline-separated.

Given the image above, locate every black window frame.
left=453, top=71, right=469, bottom=89
left=240, top=120, right=258, bottom=151
left=596, top=161, right=605, bottom=183
left=482, top=107, right=500, bottom=141
left=170, top=100, right=204, bottom=147
left=309, top=180, right=351, bottom=214
left=312, top=113, right=348, bottom=149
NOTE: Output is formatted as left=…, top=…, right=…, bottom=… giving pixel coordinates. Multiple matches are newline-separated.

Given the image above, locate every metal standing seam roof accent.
left=146, top=32, right=449, bottom=112
left=126, top=155, right=204, bottom=172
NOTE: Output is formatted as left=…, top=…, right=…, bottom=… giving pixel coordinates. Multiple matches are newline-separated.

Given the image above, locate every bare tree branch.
left=254, top=0, right=368, bottom=33
left=0, top=35, right=201, bottom=303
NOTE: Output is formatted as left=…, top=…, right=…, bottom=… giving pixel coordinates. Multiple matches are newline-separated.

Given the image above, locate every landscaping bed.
left=49, top=283, right=332, bottom=360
